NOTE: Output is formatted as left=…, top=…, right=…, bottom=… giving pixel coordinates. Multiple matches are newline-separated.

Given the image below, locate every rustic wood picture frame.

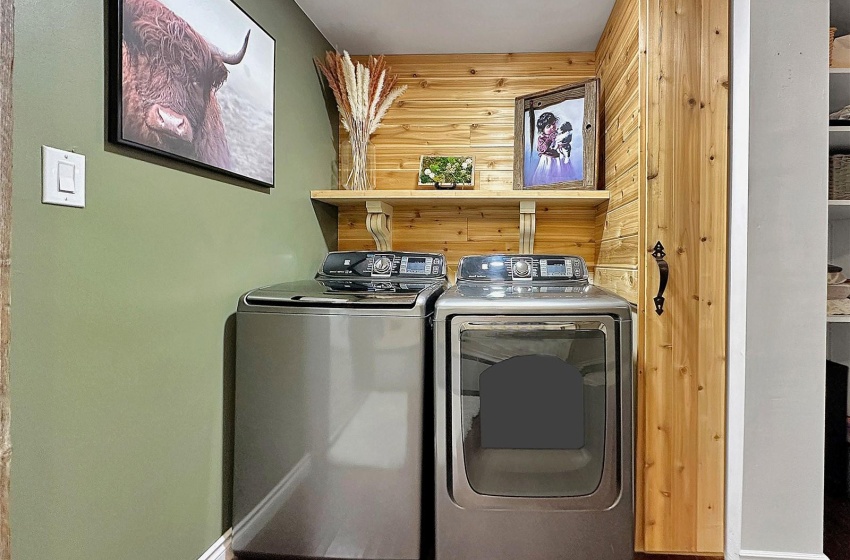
left=513, top=78, right=600, bottom=191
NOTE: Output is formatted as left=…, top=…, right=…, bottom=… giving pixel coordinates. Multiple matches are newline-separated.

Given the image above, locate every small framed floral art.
left=418, top=156, right=475, bottom=188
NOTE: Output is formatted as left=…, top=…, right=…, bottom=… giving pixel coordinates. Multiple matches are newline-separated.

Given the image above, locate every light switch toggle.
left=42, top=146, right=85, bottom=208
left=58, top=161, right=76, bottom=193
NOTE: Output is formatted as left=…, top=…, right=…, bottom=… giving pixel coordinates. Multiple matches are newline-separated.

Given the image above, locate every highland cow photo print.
left=115, top=0, right=275, bottom=186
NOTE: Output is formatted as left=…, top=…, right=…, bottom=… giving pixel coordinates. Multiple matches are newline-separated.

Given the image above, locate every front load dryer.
left=233, top=251, right=447, bottom=560
left=433, top=254, right=634, bottom=560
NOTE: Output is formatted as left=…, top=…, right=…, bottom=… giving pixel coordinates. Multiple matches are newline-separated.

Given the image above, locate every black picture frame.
left=107, top=0, right=276, bottom=188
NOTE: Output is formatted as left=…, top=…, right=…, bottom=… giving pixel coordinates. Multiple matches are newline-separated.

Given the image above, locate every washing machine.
left=232, top=251, right=447, bottom=560
left=433, top=254, right=634, bottom=560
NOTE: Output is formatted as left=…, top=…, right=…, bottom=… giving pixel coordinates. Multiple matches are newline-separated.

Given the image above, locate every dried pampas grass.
left=315, top=51, right=406, bottom=190
left=316, top=51, right=406, bottom=136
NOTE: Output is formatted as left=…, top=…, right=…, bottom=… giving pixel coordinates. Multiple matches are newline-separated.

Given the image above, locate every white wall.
left=728, top=1, right=830, bottom=559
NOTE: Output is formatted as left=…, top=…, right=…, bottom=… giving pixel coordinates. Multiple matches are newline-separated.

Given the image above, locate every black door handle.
left=652, top=242, right=668, bottom=315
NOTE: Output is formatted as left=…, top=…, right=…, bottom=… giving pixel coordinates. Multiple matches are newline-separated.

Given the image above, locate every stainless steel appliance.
left=233, top=251, right=447, bottom=560
left=433, top=254, right=634, bottom=560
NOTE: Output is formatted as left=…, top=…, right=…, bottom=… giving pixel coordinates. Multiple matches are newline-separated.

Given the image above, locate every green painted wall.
left=10, top=1, right=337, bottom=558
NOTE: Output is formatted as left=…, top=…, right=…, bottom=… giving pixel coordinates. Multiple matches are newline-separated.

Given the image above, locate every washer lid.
left=243, top=278, right=442, bottom=308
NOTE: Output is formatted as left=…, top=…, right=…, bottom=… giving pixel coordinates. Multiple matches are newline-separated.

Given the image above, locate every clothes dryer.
left=433, top=254, right=633, bottom=560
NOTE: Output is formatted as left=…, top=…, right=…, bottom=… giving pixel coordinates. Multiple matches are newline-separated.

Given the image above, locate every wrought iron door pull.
left=652, top=241, right=669, bottom=315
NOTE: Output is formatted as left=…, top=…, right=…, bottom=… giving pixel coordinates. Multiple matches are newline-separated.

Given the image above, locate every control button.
left=373, top=256, right=392, bottom=274
left=513, top=259, right=531, bottom=278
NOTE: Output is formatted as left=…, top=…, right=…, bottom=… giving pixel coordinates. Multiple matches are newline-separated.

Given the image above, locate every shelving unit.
left=826, top=8, right=850, bottom=537
left=311, top=189, right=611, bottom=253
left=829, top=8, right=850, bottom=323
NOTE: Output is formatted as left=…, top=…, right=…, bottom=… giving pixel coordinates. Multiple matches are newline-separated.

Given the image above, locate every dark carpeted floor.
left=825, top=494, right=850, bottom=560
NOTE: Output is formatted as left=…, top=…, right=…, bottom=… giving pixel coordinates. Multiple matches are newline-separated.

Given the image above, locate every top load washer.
left=433, top=254, right=633, bottom=560
left=233, top=251, right=447, bottom=560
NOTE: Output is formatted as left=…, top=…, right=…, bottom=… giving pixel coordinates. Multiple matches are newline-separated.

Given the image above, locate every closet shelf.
left=829, top=200, right=850, bottom=220
left=828, top=315, right=850, bottom=323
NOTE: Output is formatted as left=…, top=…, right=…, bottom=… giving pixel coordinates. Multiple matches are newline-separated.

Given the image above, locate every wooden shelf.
left=831, top=68, right=850, bottom=74
left=828, top=315, right=850, bottom=323
left=310, top=189, right=611, bottom=208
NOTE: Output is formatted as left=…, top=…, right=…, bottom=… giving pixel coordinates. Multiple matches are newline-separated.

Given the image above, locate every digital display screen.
left=546, top=260, right=567, bottom=276
left=406, top=257, right=427, bottom=273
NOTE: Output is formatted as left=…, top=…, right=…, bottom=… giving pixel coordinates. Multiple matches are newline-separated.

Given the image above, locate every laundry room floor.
left=824, top=493, right=850, bottom=560
left=235, top=554, right=722, bottom=559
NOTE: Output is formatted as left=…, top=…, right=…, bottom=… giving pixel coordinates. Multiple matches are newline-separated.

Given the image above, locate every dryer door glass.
left=457, top=322, right=609, bottom=498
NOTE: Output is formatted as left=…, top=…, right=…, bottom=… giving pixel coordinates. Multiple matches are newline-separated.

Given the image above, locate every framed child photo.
left=108, top=0, right=276, bottom=187
left=513, top=79, right=600, bottom=191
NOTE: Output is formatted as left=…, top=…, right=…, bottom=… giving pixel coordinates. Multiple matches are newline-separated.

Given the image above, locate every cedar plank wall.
left=594, top=0, right=641, bottom=304
left=595, top=0, right=647, bottom=551
left=337, top=54, right=599, bottom=276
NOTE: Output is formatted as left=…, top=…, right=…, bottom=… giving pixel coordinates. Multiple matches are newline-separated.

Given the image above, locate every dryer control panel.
left=320, top=251, right=447, bottom=279
left=457, top=254, right=589, bottom=282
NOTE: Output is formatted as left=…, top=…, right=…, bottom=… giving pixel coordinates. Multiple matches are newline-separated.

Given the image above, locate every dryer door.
left=448, top=315, right=620, bottom=510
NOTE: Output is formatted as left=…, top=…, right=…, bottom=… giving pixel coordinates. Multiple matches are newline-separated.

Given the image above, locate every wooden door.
left=638, top=0, right=729, bottom=554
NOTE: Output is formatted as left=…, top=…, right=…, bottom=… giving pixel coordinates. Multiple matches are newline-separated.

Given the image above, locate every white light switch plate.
left=42, top=146, right=85, bottom=208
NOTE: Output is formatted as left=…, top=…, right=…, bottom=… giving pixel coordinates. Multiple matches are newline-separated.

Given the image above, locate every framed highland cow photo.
left=108, top=0, right=276, bottom=187
left=513, top=79, right=599, bottom=191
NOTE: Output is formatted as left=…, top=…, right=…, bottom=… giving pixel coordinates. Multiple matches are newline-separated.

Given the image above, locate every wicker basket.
left=831, top=27, right=838, bottom=66
left=830, top=154, right=850, bottom=200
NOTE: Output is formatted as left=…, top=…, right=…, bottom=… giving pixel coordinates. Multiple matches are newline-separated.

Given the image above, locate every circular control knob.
left=373, top=256, right=392, bottom=274
left=513, top=259, right=531, bottom=278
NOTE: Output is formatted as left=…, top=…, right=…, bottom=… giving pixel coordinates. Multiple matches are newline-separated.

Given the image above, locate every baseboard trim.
left=739, top=550, right=829, bottom=560
left=199, top=528, right=232, bottom=560
left=232, top=453, right=312, bottom=551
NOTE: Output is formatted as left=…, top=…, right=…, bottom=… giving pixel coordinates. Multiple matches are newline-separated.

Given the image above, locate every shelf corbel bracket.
left=519, top=200, right=536, bottom=253
left=365, top=201, right=394, bottom=251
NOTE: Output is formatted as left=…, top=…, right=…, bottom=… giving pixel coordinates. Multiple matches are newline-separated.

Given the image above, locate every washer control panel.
left=458, top=254, right=588, bottom=282
left=320, top=251, right=447, bottom=279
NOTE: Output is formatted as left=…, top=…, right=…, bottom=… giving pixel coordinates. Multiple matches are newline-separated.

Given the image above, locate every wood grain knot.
left=469, top=69, right=476, bottom=75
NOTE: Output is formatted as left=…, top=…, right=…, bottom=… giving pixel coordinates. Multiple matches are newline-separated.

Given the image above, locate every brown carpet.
left=825, top=494, right=850, bottom=560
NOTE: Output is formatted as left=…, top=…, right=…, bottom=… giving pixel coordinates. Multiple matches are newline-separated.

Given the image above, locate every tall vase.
left=341, top=123, right=376, bottom=190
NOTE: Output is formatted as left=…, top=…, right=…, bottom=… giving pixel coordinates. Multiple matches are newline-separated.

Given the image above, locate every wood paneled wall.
left=339, top=204, right=601, bottom=279
left=338, top=53, right=601, bottom=274
left=594, top=0, right=642, bottom=303
left=345, top=53, right=596, bottom=191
